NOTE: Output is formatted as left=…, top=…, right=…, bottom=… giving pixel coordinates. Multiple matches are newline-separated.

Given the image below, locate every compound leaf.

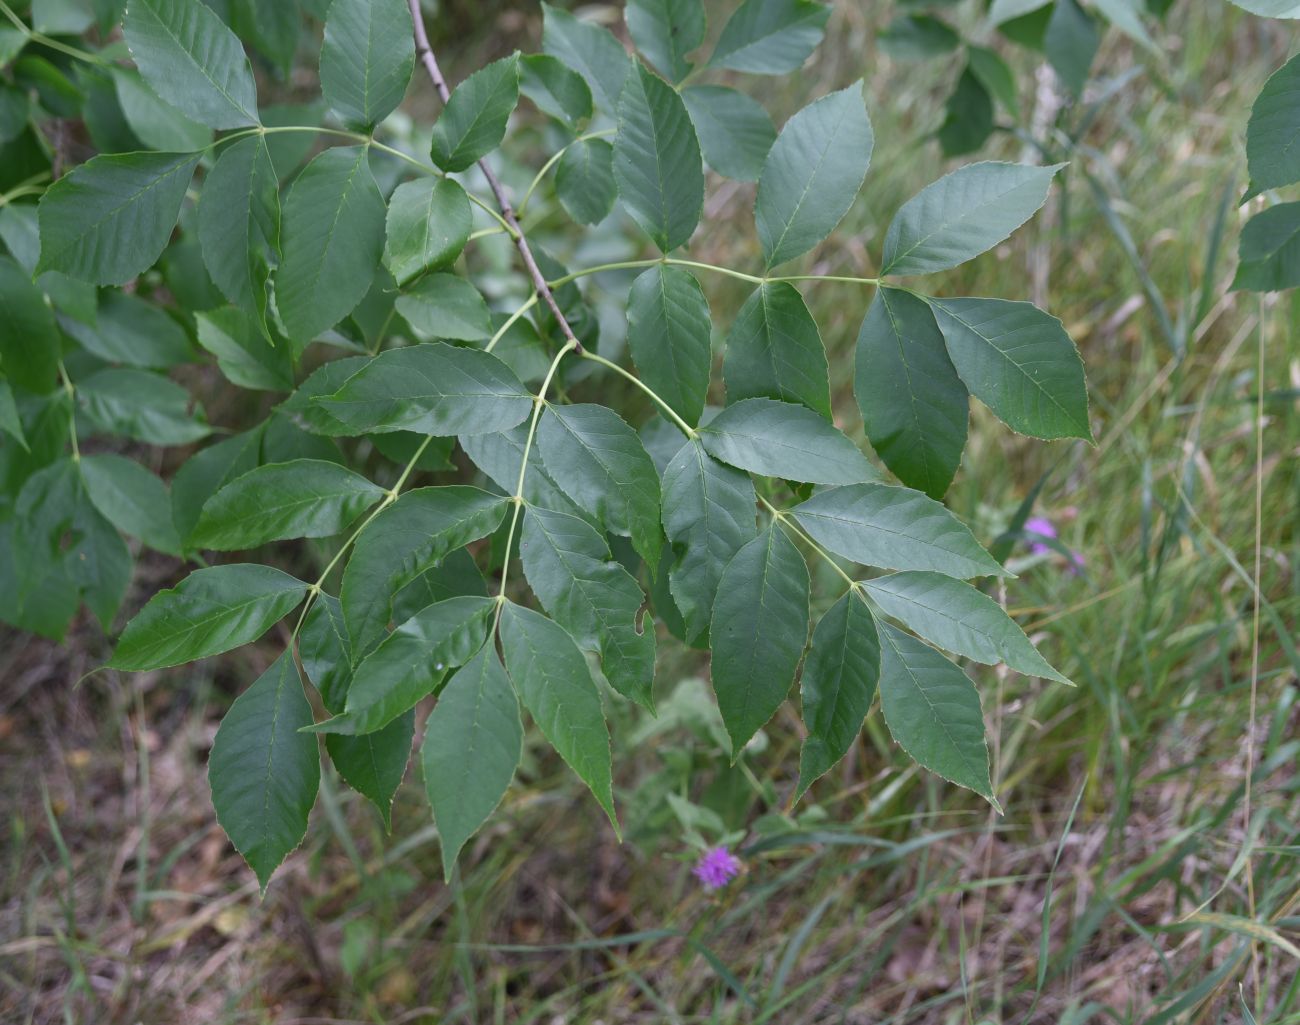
left=708, top=0, right=830, bottom=74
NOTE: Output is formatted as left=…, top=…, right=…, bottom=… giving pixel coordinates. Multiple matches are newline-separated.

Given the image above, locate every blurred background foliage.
left=1, top=0, right=1297, bottom=1022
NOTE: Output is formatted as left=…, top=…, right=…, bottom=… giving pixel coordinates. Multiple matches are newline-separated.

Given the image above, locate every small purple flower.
left=1024, top=516, right=1058, bottom=557
left=1024, top=515, right=1085, bottom=573
left=692, top=846, right=741, bottom=890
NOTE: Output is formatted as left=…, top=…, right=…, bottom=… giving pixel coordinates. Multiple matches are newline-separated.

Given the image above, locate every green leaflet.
left=878, top=14, right=960, bottom=60
left=626, top=0, right=706, bottom=82
left=430, top=54, right=521, bottom=172
left=1232, top=202, right=1300, bottom=293
left=792, top=483, right=1009, bottom=580
left=319, top=0, right=414, bottom=130
left=927, top=297, right=1092, bottom=441
left=109, top=564, right=308, bottom=671
left=195, top=307, right=294, bottom=392
left=9, top=459, right=130, bottom=634
left=877, top=623, right=997, bottom=807
left=520, top=53, right=593, bottom=125
left=863, top=571, right=1072, bottom=684
left=519, top=506, right=656, bottom=710
left=460, top=423, right=594, bottom=525
left=537, top=403, right=664, bottom=569
left=698, top=398, right=875, bottom=485
left=797, top=591, right=880, bottom=797
left=123, top=0, right=258, bottom=129
left=80, top=452, right=182, bottom=555
left=756, top=82, right=873, bottom=269
left=77, top=368, right=210, bottom=445
left=191, top=459, right=385, bottom=550
left=626, top=265, right=712, bottom=427
left=111, top=67, right=212, bottom=151
left=708, top=0, right=830, bottom=74
left=391, top=547, right=488, bottom=624
left=937, top=67, right=993, bottom=158
left=987, top=0, right=1050, bottom=23
left=0, top=378, right=25, bottom=450
left=171, top=427, right=263, bottom=543
left=709, top=524, right=810, bottom=757
left=63, top=291, right=193, bottom=370
left=275, top=146, right=386, bottom=343
left=499, top=601, right=618, bottom=830
left=1226, top=0, right=1300, bottom=15
left=541, top=1, right=630, bottom=113
left=208, top=650, right=319, bottom=891
left=661, top=438, right=758, bottom=645
left=198, top=135, right=279, bottom=330
left=723, top=281, right=831, bottom=417
left=680, top=85, right=775, bottom=182
left=880, top=162, right=1062, bottom=277
left=613, top=60, right=704, bottom=253
left=383, top=177, right=472, bottom=284
left=36, top=151, right=200, bottom=285
left=278, top=356, right=369, bottom=437
left=1044, top=0, right=1098, bottom=98
left=967, top=46, right=1019, bottom=117
left=422, top=643, right=522, bottom=880
left=326, top=714, right=413, bottom=830
left=0, top=254, right=60, bottom=393
left=340, top=486, right=508, bottom=657
left=556, top=138, right=617, bottom=225
left=395, top=273, right=492, bottom=342
left=314, top=596, right=496, bottom=735
left=300, top=592, right=353, bottom=715
left=1247, top=56, right=1300, bottom=191
left=854, top=287, right=968, bottom=500
left=315, top=342, right=533, bottom=436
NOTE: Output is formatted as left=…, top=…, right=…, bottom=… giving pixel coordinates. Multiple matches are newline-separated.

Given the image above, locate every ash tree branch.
left=407, top=0, right=585, bottom=354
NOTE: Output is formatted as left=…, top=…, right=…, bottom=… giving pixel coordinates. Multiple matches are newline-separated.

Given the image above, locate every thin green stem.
left=56, top=361, right=79, bottom=463
left=771, top=274, right=880, bottom=286
left=493, top=341, right=578, bottom=624
left=759, top=496, right=858, bottom=591
left=547, top=258, right=881, bottom=290
left=484, top=293, right=539, bottom=353
left=0, top=185, right=46, bottom=207
left=516, top=128, right=616, bottom=219
left=580, top=351, right=697, bottom=439
left=291, top=435, right=434, bottom=642
left=0, top=0, right=106, bottom=65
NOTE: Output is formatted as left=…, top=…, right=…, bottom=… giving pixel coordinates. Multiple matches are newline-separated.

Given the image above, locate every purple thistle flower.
left=692, top=846, right=741, bottom=890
